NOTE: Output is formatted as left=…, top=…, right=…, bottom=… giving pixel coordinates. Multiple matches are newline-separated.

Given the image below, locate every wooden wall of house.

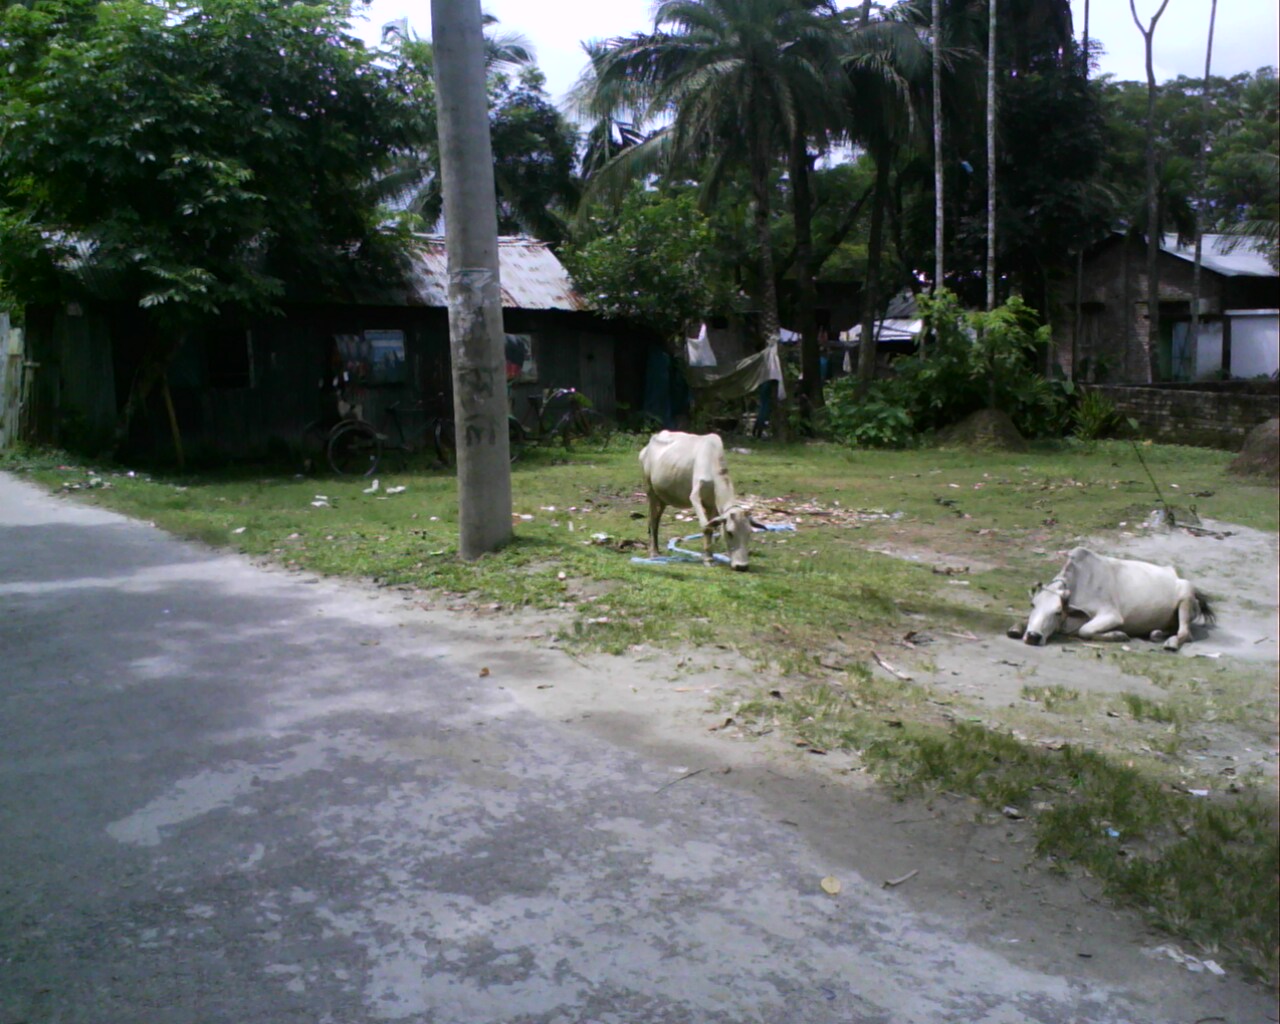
left=23, top=304, right=118, bottom=450
left=26, top=299, right=658, bottom=462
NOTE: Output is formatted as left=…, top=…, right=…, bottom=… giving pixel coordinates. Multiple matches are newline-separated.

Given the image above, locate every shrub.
left=824, top=291, right=1066, bottom=446
left=1073, top=389, right=1121, bottom=440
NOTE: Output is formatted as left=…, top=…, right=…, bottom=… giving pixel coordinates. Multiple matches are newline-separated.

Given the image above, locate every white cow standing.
left=639, top=430, right=751, bottom=571
left=1009, top=547, right=1213, bottom=651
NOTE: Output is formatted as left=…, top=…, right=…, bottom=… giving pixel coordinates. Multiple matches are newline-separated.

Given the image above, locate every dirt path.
left=915, top=518, right=1279, bottom=788
left=331, top=515, right=1279, bottom=1018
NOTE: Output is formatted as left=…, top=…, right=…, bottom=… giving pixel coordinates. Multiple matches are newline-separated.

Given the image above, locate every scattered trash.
left=232, top=526, right=246, bottom=534
left=1002, top=806, right=1025, bottom=820
left=883, top=869, right=918, bottom=889
left=632, top=534, right=731, bottom=566
left=1104, top=827, right=1120, bottom=838
left=1147, top=944, right=1227, bottom=977
left=363, top=479, right=380, bottom=494
left=557, top=571, right=567, bottom=581
left=385, top=486, right=407, bottom=495
left=820, top=876, right=842, bottom=896
left=310, top=498, right=330, bottom=508
left=740, top=494, right=901, bottom=528
left=872, top=650, right=913, bottom=681
left=478, top=667, right=490, bottom=678
left=656, top=767, right=707, bottom=793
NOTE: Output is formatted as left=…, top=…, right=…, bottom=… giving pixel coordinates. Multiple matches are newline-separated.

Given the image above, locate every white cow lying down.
left=639, top=430, right=750, bottom=571
left=1009, top=547, right=1213, bottom=651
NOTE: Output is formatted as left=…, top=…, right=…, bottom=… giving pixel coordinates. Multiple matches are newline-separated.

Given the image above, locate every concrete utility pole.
left=430, top=0, right=512, bottom=558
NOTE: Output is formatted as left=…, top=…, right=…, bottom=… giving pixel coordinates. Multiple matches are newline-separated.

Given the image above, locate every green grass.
left=6, top=436, right=1277, bottom=981
left=732, top=679, right=1279, bottom=984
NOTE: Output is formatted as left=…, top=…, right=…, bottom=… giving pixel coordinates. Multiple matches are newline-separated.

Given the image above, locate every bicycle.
left=508, top=387, right=613, bottom=460
left=305, top=397, right=454, bottom=477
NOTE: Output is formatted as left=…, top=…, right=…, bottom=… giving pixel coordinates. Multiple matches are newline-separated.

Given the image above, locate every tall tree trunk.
left=857, top=153, right=890, bottom=392
left=789, top=131, right=822, bottom=414
left=432, top=0, right=513, bottom=558
left=986, top=0, right=997, bottom=314
left=1188, top=0, right=1217, bottom=381
left=932, top=0, right=943, bottom=312
left=750, top=130, right=781, bottom=351
left=1072, top=0, right=1089, bottom=380
left=1130, top=0, right=1172, bottom=383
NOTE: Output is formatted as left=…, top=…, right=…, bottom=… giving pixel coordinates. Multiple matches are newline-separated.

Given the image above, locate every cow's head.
left=710, top=506, right=751, bottom=571
left=1023, top=579, right=1069, bottom=645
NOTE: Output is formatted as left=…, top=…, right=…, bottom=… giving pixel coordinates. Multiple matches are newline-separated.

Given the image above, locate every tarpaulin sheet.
left=685, top=342, right=785, bottom=402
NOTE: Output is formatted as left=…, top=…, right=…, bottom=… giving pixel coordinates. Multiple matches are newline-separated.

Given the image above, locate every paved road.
left=0, top=471, right=1272, bottom=1024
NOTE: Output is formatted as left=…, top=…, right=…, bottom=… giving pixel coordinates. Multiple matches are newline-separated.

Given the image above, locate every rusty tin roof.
left=406, top=235, right=586, bottom=311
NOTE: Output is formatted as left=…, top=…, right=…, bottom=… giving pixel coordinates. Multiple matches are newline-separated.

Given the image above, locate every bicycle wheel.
left=327, top=421, right=381, bottom=476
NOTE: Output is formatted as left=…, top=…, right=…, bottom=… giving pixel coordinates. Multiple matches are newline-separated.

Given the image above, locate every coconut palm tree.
left=839, top=8, right=930, bottom=388
left=374, top=16, right=550, bottom=232
left=579, top=0, right=848, bottom=381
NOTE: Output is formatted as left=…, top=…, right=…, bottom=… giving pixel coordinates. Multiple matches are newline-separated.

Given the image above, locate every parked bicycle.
left=304, top=396, right=454, bottom=477
left=508, top=387, right=613, bottom=460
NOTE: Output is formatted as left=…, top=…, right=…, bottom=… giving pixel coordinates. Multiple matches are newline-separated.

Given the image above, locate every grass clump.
left=735, top=692, right=1279, bottom=983
left=1021, top=684, right=1083, bottom=711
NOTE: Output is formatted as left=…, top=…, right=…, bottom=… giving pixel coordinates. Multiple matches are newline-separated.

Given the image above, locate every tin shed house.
left=20, top=236, right=656, bottom=460
left=1058, top=233, right=1278, bottom=383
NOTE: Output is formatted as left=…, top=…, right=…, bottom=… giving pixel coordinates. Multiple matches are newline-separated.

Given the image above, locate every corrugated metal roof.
left=405, top=235, right=586, bottom=311
left=1162, top=234, right=1276, bottom=278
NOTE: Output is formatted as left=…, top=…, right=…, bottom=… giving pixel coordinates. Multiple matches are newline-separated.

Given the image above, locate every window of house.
left=365, top=329, right=406, bottom=384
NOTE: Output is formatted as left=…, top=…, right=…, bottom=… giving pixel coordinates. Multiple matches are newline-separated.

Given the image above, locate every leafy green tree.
left=0, top=0, right=427, bottom=443
left=560, top=185, right=740, bottom=344
left=825, top=289, right=1062, bottom=446
left=487, top=68, right=581, bottom=244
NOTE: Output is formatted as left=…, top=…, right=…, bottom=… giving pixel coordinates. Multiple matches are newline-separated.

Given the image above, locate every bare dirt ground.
left=330, top=510, right=1279, bottom=1018
left=917, top=517, right=1280, bottom=786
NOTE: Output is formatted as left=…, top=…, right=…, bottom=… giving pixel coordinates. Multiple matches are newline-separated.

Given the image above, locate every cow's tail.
left=1195, top=590, right=1216, bottom=625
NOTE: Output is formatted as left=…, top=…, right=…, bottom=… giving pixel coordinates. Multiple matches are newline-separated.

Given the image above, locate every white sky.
left=351, top=1, right=1280, bottom=107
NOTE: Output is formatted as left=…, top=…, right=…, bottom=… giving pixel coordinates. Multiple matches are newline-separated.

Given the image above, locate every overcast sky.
left=352, top=1, right=1279, bottom=107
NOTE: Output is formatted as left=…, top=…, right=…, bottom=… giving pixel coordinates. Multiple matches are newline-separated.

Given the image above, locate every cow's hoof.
left=1006, top=625, right=1024, bottom=640
left=1149, top=630, right=1168, bottom=642
left=1162, top=639, right=1182, bottom=652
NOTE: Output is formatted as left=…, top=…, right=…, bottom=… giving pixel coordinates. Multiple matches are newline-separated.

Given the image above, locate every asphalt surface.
left=0, top=470, right=1273, bottom=1024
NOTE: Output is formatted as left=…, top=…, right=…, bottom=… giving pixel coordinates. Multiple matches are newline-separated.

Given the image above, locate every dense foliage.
left=824, top=291, right=1064, bottom=446
left=2, top=0, right=1275, bottom=445
left=561, top=185, right=740, bottom=343
left=0, top=0, right=427, bottom=317
left=1098, top=68, right=1279, bottom=267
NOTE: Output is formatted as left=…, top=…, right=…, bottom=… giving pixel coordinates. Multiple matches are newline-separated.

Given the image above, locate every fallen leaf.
left=479, top=667, right=490, bottom=677
left=820, top=876, right=842, bottom=895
